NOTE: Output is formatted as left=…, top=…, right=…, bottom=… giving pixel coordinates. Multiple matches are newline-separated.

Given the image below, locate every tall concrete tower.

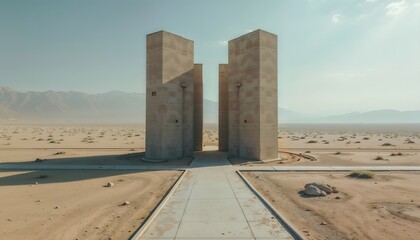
left=145, top=31, right=196, bottom=160
left=223, top=29, right=278, bottom=160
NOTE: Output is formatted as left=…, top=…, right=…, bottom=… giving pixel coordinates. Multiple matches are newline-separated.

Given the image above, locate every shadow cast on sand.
left=0, top=150, right=233, bottom=187
left=298, top=190, right=325, bottom=198
left=0, top=151, right=191, bottom=186
left=0, top=151, right=193, bottom=167
left=0, top=169, right=167, bottom=187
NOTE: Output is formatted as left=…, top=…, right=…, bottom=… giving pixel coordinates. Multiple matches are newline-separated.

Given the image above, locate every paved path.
left=139, top=151, right=293, bottom=240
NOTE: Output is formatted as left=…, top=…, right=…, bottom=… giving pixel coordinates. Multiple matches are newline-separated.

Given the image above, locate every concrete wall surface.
left=146, top=31, right=194, bottom=160
left=227, top=30, right=278, bottom=160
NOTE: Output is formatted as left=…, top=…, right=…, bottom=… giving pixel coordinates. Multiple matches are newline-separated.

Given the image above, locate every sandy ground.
left=0, top=170, right=181, bottom=240
left=0, top=124, right=191, bottom=165
left=203, top=123, right=218, bottom=147
left=278, top=124, right=420, bottom=150
left=228, top=124, right=420, bottom=166
left=1, top=123, right=419, bottom=166
left=232, top=150, right=420, bottom=166
left=244, top=171, right=420, bottom=240
left=0, top=124, right=146, bottom=148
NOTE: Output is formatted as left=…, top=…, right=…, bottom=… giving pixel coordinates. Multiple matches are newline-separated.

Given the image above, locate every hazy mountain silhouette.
left=1, top=87, right=419, bottom=123
left=0, top=87, right=144, bottom=122
left=318, top=110, right=420, bottom=123
left=0, top=87, right=217, bottom=123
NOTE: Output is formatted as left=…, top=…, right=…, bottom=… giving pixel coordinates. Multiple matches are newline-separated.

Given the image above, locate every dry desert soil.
left=0, top=170, right=181, bottom=240
left=244, top=171, right=420, bottom=240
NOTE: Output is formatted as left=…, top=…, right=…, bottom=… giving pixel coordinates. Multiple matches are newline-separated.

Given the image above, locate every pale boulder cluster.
left=303, top=182, right=338, bottom=197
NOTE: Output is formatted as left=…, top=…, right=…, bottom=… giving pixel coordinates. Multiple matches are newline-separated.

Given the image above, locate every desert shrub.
left=335, top=151, right=341, bottom=155
left=374, top=156, right=384, bottom=160
left=348, top=171, right=375, bottom=179
left=307, top=140, right=318, bottom=144
left=382, top=143, right=392, bottom=146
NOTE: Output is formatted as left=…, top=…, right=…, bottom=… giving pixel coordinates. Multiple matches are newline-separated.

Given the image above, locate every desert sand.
left=277, top=124, right=420, bottom=166
left=244, top=171, right=420, bottom=240
left=0, top=170, right=181, bottom=240
left=0, top=124, right=191, bottom=165
left=230, top=124, right=420, bottom=166
left=1, top=123, right=419, bottom=240
left=1, top=123, right=419, bottom=166
left=0, top=124, right=145, bottom=149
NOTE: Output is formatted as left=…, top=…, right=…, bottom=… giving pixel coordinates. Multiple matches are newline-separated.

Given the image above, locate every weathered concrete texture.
left=193, top=64, right=203, bottom=151
left=146, top=31, right=195, bottom=160
left=228, top=30, right=278, bottom=160
left=218, top=64, right=229, bottom=152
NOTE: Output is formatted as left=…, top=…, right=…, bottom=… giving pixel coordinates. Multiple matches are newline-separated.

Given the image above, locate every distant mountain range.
left=0, top=86, right=217, bottom=123
left=1, top=87, right=419, bottom=123
left=317, top=110, right=420, bottom=124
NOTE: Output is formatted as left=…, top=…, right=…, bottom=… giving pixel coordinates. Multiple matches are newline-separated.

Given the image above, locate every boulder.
left=304, top=185, right=326, bottom=196
left=305, top=182, right=334, bottom=194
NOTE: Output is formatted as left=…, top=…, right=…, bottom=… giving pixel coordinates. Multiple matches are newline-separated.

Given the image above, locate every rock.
left=320, top=222, right=328, bottom=225
left=122, top=201, right=130, bottom=206
left=35, top=158, right=44, bottom=163
left=54, top=206, right=60, bottom=209
left=332, top=186, right=339, bottom=193
left=335, top=196, right=341, bottom=200
left=304, top=185, right=326, bottom=196
left=305, top=182, right=334, bottom=194
left=105, top=182, right=114, bottom=187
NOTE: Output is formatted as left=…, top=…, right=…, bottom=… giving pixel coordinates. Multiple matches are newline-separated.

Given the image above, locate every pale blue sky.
left=0, top=0, right=419, bottom=114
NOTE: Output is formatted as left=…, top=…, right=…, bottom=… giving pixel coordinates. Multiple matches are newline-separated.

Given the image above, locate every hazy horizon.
left=1, top=0, right=419, bottom=115
left=1, top=86, right=419, bottom=115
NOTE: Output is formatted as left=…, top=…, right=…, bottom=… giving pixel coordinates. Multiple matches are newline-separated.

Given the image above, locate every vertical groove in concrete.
left=218, top=64, right=229, bottom=152
left=193, top=64, right=203, bottom=151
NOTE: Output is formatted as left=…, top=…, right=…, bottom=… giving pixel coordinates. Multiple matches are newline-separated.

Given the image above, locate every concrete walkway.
left=139, top=151, right=293, bottom=240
